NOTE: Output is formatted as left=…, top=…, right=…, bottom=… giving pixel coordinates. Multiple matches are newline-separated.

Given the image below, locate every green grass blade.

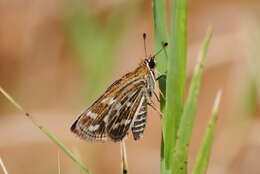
left=163, top=0, right=188, bottom=171
left=0, top=87, right=26, bottom=113
left=152, top=0, right=168, bottom=75
left=0, top=87, right=91, bottom=174
left=152, top=0, right=168, bottom=110
left=192, top=91, right=222, bottom=174
left=152, top=0, right=168, bottom=173
left=171, top=27, right=212, bottom=174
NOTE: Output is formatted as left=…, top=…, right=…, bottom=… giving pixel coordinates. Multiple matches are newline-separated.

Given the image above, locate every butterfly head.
left=144, top=42, right=168, bottom=69
left=142, top=33, right=168, bottom=70
left=145, top=56, right=156, bottom=70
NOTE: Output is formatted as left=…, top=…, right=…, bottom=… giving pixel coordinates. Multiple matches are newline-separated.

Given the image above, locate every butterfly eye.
left=148, top=59, right=156, bottom=69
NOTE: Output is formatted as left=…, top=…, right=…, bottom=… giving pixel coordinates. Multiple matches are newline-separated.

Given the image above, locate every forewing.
left=70, top=72, right=147, bottom=142
left=106, top=87, right=146, bottom=142
left=70, top=101, right=111, bottom=142
left=131, top=98, right=147, bottom=140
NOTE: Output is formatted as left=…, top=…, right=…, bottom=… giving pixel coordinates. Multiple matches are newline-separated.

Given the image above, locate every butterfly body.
left=71, top=57, right=157, bottom=142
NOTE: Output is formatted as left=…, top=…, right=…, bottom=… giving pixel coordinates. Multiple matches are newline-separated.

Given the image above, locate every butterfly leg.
left=154, top=89, right=166, bottom=102
left=156, top=74, right=167, bottom=81
left=146, top=96, right=164, bottom=118
left=154, top=78, right=166, bottom=101
left=155, top=67, right=167, bottom=80
left=153, top=91, right=160, bottom=102
left=154, top=70, right=167, bottom=100
left=147, top=102, right=164, bottom=118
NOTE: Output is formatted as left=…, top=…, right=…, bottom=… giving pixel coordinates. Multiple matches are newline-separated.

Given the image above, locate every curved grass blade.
left=153, top=0, right=168, bottom=76
left=192, top=91, right=222, bottom=174
left=152, top=0, right=168, bottom=110
left=163, top=0, right=189, bottom=171
left=152, top=0, right=168, bottom=173
left=171, top=27, right=213, bottom=174
left=0, top=87, right=91, bottom=174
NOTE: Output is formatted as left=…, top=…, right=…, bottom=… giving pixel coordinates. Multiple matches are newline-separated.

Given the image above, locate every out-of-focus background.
left=0, top=0, right=260, bottom=174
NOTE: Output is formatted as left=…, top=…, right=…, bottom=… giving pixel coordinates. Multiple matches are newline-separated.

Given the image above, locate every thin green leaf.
left=152, top=0, right=168, bottom=109
left=192, top=91, right=222, bottom=174
left=163, top=0, right=188, bottom=172
left=0, top=87, right=91, bottom=174
left=152, top=0, right=168, bottom=173
left=153, top=0, right=168, bottom=75
left=0, top=87, right=25, bottom=113
left=171, top=27, right=213, bottom=174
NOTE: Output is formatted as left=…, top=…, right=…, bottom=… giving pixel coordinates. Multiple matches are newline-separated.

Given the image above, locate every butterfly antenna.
left=153, top=42, right=168, bottom=57
left=143, top=33, right=148, bottom=58
left=162, top=41, right=169, bottom=60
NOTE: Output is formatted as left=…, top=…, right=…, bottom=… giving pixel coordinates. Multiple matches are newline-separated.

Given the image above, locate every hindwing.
left=106, top=87, right=145, bottom=142
left=131, top=98, right=147, bottom=140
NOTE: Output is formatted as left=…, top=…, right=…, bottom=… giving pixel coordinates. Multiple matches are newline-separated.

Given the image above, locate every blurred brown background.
left=0, top=0, right=260, bottom=174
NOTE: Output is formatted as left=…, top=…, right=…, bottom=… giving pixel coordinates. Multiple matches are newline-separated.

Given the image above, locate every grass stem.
left=0, top=157, right=8, bottom=174
left=192, top=90, right=222, bottom=174
left=0, top=87, right=91, bottom=174
left=120, top=140, right=128, bottom=174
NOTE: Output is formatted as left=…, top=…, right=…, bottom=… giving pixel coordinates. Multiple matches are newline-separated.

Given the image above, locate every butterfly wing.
left=70, top=100, right=110, bottom=142
left=106, top=87, right=146, bottom=142
left=131, top=98, right=147, bottom=140
left=70, top=71, right=148, bottom=142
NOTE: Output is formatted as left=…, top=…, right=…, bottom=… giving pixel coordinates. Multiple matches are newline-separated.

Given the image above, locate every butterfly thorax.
left=142, top=57, right=156, bottom=97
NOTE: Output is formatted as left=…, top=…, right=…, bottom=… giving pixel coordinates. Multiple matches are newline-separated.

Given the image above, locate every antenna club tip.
left=143, top=33, right=147, bottom=39
left=162, top=42, right=168, bottom=47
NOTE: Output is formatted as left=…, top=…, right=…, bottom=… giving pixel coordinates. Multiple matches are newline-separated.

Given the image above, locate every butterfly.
left=71, top=34, right=167, bottom=142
